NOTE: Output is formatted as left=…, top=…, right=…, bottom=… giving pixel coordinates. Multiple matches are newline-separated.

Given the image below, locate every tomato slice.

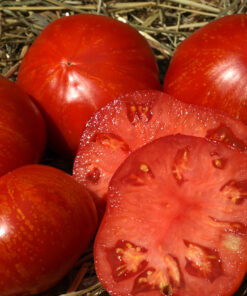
left=94, top=135, right=247, bottom=296
left=73, top=90, right=247, bottom=219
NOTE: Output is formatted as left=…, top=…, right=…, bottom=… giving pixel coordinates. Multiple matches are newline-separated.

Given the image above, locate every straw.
left=0, top=1, right=246, bottom=295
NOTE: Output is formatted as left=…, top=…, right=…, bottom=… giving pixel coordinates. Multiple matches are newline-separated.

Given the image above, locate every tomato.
left=0, top=75, right=46, bottom=177
left=0, top=164, right=97, bottom=296
left=17, top=14, right=161, bottom=158
left=94, top=135, right=247, bottom=296
left=163, top=14, right=247, bottom=125
left=73, top=89, right=247, bottom=219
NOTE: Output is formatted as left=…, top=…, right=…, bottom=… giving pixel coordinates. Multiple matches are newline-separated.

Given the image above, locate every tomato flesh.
left=73, top=90, right=247, bottom=219
left=94, top=135, right=247, bottom=296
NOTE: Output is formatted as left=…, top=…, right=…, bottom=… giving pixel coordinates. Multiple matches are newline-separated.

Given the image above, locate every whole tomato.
left=163, top=14, right=247, bottom=124
left=0, top=164, right=97, bottom=296
left=0, top=75, right=46, bottom=176
left=17, top=14, right=161, bottom=158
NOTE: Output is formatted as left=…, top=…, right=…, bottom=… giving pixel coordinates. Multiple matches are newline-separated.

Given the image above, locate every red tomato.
left=0, top=75, right=46, bottom=176
left=94, top=135, right=247, bottom=296
left=73, top=90, right=247, bottom=220
left=0, top=164, right=97, bottom=296
left=17, top=14, right=161, bottom=158
left=163, top=14, right=247, bottom=125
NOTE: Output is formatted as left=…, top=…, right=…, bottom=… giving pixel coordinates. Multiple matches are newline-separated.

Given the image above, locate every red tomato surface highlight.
left=0, top=164, right=97, bottom=296
left=73, top=90, right=247, bottom=219
left=0, top=75, right=46, bottom=176
left=17, top=14, right=161, bottom=157
left=163, top=14, right=247, bottom=125
left=95, top=135, right=247, bottom=296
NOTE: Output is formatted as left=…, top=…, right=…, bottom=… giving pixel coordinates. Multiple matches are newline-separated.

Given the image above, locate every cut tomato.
left=94, top=135, right=247, bottom=296
left=73, top=90, right=247, bottom=219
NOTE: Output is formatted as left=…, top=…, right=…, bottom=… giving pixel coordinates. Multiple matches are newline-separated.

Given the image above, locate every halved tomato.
left=73, top=90, right=247, bottom=219
left=94, top=135, right=247, bottom=296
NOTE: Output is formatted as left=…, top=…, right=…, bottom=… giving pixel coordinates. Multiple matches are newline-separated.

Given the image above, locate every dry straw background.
left=0, top=0, right=247, bottom=295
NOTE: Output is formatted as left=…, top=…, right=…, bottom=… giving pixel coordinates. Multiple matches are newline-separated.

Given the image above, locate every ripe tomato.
left=163, top=14, right=247, bottom=125
left=0, top=75, right=46, bottom=176
left=73, top=90, right=247, bottom=219
left=17, top=14, right=161, bottom=158
left=94, top=135, right=247, bottom=296
left=0, top=164, right=97, bottom=296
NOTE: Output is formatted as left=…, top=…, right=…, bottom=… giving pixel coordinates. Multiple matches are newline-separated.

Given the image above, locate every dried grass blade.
left=3, top=60, right=21, bottom=79
left=143, top=10, right=160, bottom=27
left=165, top=21, right=210, bottom=30
left=167, top=0, right=221, bottom=13
left=60, top=282, right=103, bottom=296
left=219, top=0, right=242, bottom=15
left=107, top=1, right=156, bottom=10
left=0, top=5, right=97, bottom=11
left=158, top=3, right=218, bottom=17
left=44, top=0, right=85, bottom=13
left=139, top=30, right=172, bottom=56
left=66, top=263, right=90, bottom=293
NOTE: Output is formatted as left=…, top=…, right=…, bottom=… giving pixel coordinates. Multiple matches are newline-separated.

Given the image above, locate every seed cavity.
left=209, top=216, right=247, bottom=236
left=92, top=133, right=130, bottom=153
left=220, top=179, right=247, bottom=204
left=126, top=102, right=153, bottom=126
left=172, top=146, right=190, bottom=185
left=133, top=268, right=172, bottom=295
left=206, top=124, right=247, bottom=151
left=184, top=240, right=222, bottom=282
left=212, top=158, right=227, bottom=169
left=125, top=163, right=154, bottom=186
left=107, top=240, right=148, bottom=282
left=164, top=254, right=183, bottom=288
left=86, top=166, right=100, bottom=184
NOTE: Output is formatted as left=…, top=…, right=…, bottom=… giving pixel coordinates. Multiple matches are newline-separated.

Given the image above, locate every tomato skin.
left=0, top=75, right=46, bottom=176
left=17, top=14, right=161, bottom=157
left=163, top=14, right=247, bottom=124
left=0, top=164, right=97, bottom=296
left=94, top=135, right=247, bottom=296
